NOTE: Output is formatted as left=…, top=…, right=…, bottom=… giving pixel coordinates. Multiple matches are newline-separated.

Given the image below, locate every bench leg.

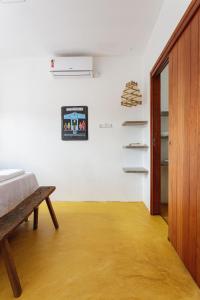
left=45, top=197, right=59, bottom=230
left=33, top=207, right=39, bottom=230
left=1, top=238, right=22, bottom=298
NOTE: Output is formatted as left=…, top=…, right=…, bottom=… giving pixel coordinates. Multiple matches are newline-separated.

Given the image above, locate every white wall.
left=143, top=0, right=192, bottom=209
left=0, top=56, right=147, bottom=202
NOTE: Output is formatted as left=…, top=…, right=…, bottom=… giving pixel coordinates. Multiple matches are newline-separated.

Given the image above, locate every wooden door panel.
left=178, top=25, right=191, bottom=266
left=189, top=11, right=199, bottom=280
left=175, top=29, right=186, bottom=260
left=168, top=45, right=178, bottom=249
left=169, top=8, right=200, bottom=284
left=196, top=9, right=200, bottom=285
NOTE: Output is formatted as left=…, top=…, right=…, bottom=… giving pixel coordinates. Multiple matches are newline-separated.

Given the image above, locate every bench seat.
left=0, top=186, right=59, bottom=298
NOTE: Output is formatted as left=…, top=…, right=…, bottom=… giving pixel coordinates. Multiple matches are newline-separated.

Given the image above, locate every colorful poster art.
left=61, top=106, right=88, bottom=140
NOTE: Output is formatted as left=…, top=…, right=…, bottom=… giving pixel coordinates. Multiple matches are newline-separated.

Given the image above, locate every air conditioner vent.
left=50, top=57, right=93, bottom=78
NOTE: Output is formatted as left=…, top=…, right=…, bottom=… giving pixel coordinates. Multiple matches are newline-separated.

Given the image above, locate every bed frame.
left=0, top=186, right=59, bottom=298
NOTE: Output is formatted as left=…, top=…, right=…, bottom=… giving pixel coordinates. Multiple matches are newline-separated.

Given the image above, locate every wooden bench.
left=0, top=186, right=59, bottom=298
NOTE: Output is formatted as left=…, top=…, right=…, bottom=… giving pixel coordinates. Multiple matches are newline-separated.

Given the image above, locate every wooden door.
left=169, top=8, right=200, bottom=284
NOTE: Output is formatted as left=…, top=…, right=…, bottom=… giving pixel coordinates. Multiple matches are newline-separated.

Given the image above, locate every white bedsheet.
left=0, top=172, right=39, bottom=217
left=0, top=169, right=25, bottom=182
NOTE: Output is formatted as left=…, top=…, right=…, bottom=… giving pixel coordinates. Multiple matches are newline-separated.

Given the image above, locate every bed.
left=0, top=169, right=39, bottom=217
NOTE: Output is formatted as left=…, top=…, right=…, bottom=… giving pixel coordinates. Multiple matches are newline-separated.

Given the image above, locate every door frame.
left=150, top=0, right=200, bottom=215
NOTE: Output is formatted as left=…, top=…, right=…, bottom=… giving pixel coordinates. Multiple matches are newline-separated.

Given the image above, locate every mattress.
left=0, top=172, right=39, bottom=217
left=0, top=169, right=25, bottom=182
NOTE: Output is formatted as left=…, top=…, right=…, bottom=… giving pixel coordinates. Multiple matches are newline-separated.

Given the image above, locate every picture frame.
left=61, top=106, right=88, bottom=141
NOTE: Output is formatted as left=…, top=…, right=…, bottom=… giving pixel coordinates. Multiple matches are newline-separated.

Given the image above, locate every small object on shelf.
left=161, top=160, right=168, bottom=166
left=161, top=111, right=169, bottom=116
left=161, top=132, right=168, bottom=138
left=124, top=143, right=148, bottom=149
left=121, top=81, right=142, bottom=107
left=123, top=167, right=148, bottom=174
left=122, top=121, right=148, bottom=126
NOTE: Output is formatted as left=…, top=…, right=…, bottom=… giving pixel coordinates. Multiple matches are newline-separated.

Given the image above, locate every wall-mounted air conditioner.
left=50, top=57, right=93, bottom=77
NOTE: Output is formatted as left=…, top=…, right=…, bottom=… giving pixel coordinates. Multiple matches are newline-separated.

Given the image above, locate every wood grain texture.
left=1, top=239, right=22, bottom=298
left=0, top=186, right=55, bottom=240
left=188, top=11, right=199, bottom=279
left=168, top=45, right=178, bottom=248
left=33, top=207, right=39, bottom=230
left=45, top=197, right=59, bottom=230
left=169, top=8, right=200, bottom=285
left=150, top=1, right=200, bottom=217
left=150, top=75, right=161, bottom=215
left=179, top=26, right=190, bottom=266
left=196, top=10, right=200, bottom=286
left=150, top=0, right=200, bottom=287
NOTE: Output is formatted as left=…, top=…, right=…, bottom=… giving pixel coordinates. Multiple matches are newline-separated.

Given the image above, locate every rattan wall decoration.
left=121, top=81, right=142, bottom=107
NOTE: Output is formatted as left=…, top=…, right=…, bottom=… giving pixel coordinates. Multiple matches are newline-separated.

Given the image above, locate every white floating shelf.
left=123, top=144, right=148, bottom=149
left=161, top=111, right=169, bottom=116
left=161, top=132, right=168, bottom=138
left=122, top=121, right=148, bottom=126
left=161, top=160, right=168, bottom=166
left=123, top=167, right=148, bottom=174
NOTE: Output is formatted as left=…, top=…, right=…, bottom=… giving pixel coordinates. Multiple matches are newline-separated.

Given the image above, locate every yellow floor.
left=1, top=202, right=200, bottom=300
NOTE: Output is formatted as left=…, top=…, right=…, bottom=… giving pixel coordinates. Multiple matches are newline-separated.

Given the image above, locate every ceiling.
left=0, top=0, right=164, bottom=58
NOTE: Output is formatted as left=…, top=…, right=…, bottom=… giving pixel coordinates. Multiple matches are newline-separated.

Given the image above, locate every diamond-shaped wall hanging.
left=121, top=81, right=142, bottom=107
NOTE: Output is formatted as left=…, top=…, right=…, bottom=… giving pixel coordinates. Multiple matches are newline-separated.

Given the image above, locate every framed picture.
left=61, top=106, right=88, bottom=140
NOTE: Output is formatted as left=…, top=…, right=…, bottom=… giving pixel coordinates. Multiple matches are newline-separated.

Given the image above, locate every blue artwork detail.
left=64, top=112, right=86, bottom=120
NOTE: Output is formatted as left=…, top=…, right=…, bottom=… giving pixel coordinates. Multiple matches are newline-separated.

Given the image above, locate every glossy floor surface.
left=0, top=202, right=200, bottom=300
